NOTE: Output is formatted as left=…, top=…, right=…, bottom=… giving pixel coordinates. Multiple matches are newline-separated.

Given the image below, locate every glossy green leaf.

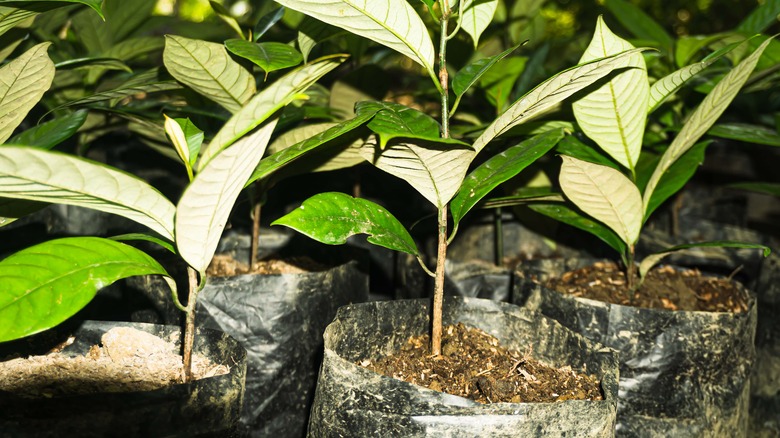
left=164, top=116, right=202, bottom=169
left=8, top=110, right=87, bottom=149
left=0, top=147, right=176, bottom=241
left=267, top=122, right=364, bottom=172
left=360, top=136, right=473, bottom=209
left=0, top=42, right=54, bottom=144
left=707, top=123, right=780, bottom=147
left=272, top=192, right=419, bottom=255
left=209, top=0, right=244, bottom=38
left=359, top=101, right=440, bottom=147
left=554, top=134, right=620, bottom=170
left=643, top=141, right=708, bottom=219
left=450, top=129, right=563, bottom=227
left=639, top=241, right=771, bottom=279
left=199, top=55, right=346, bottom=169
left=0, top=237, right=171, bottom=343
left=573, top=17, right=649, bottom=172
left=176, top=120, right=277, bottom=273
left=604, top=0, right=673, bottom=52
left=225, top=40, right=303, bottom=76
left=254, top=6, right=286, bottom=41
left=163, top=35, right=256, bottom=114
left=559, top=155, right=642, bottom=246
left=471, top=48, right=646, bottom=154
left=247, top=110, right=377, bottom=186
left=275, top=0, right=436, bottom=79
left=452, top=45, right=519, bottom=98
left=529, top=202, right=627, bottom=255
left=461, top=0, right=498, bottom=48
left=0, top=0, right=104, bottom=19
left=643, top=37, right=775, bottom=214
left=110, top=233, right=175, bottom=254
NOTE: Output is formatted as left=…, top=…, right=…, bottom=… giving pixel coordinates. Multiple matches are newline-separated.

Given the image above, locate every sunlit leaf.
left=275, top=0, right=436, bottom=79
left=0, top=42, right=54, bottom=143
left=559, top=155, right=642, bottom=246
left=573, top=17, right=648, bottom=172
left=450, top=129, right=563, bottom=227
left=163, top=35, right=256, bottom=113
left=0, top=237, right=170, bottom=343
left=176, top=120, right=277, bottom=273
left=272, top=192, right=419, bottom=255
left=643, top=37, right=774, bottom=214
left=472, top=48, right=647, bottom=154
left=461, top=0, right=498, bottom=48
left=199, top=55, right=346, bottom=169
left=0, top=146, right=176, bottom=241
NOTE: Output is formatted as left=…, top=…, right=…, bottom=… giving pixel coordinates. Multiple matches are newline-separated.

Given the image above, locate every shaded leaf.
left=254, top=6, right=286, bottom=41
left=640, top=240, right=771, bottom=279
left=225, top=39, right=303, bottom=75
left=728, top=182, right=780, bottom=197
left=643, top=141, right=708, bottom=219
left=737, top=0, right=780, bottom=34
left=163, top=35, right=256, bottom=113
left=0, top=237, right=171, bottom=343
left=209, top=0, right=244, bottom=38
left=272, top=192, right=419, bottom=255
left=450, top=129, right=563, bottom=227
left=604, top=0, right=673, bottom=52
left=8, top=110, right=87, bottom=149
left=0, top=146, right=176, bottom=241
left=707, top=123, right=780, bottom=147
left=359, top=101, right=440, bottom=147
left=452, top=44, right=519, bottom=98
left=529, top=202, right=627, bottom=255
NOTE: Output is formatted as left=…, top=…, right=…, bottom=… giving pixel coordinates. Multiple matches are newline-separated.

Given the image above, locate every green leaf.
left=247, top=110, right=377, bottom=186
left=360, top=136, right=473, bottom=209
left=176, top=120, right=277, bottom=273
left=737, top=0, right=780, bottom=34
left=275, top=0, right=436, bottom=80
left=209, top=0, right=244, bottom=39
left=460, top=0, right=498, bottom=48
left=728, top=182, right=780, bottom=197
left=0, top=0, right=104, bottom=19
left=54, top=56, right=131, bottom=73
left=452, top=45, right=519, bottom=98
left=639, top=240, right=772, bottom=279
left=481, top=187, right=564, bottom=209
left=164, top=115, right=202, bottom=169
left=254, top=6, right=286, bottom=41
left=471, top=48, right=647, bottom=154
left=225, top=40, right=303, bottom=76
left=199, top=55, right=346, bottom=170
left=8, top=110, right=87, bottom=149
left=359, top=101, right=440, bottom=147
left=643, top=36, right=775, bottom=214
left=604, top=0, right=673, bottom=52
left=0, top=198, right=46, bottom=227
left=163, top=35, right=256, bottom=114
left=559, top=155, right=643, bottom=246
left=707, top=123, right=780, bottom=147
left=85, top=36, right=165, bottom=83
left=0, top=42, right=54, bottom=144
left=110, top=233, right=175, bottom=254
left=0, top=7, right=38, bottom=39
left=529, top=202, right=627, bottom=255
left=554, top=134, right=620, bottom=170
left=675, top=34, right=730, bottom=68
left=0, top=237, right=171, bottom=343
left=297, top=15, right=341, bottom=63
left=0, top=146, right=176, bottom=241
left=49, top=80, right=182, bottom=111
left=266, top=122, right=364, bottom=173
left=643, top=141, right=708, bottom=220
left=479, top=56, right=527, bottom=112
left=450, top=129, right=563, bottom=227
left=573, top=16, right=649, bottom=173
left=272, top=192, right=419, bottom=256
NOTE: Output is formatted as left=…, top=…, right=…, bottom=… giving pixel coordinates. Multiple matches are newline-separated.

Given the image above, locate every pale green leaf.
left=0, top=237, right=170, bottom=343
left=643, top=37, right=775, bottom=214
left=559, top=155, right=642, bottom=246
left=163, top=35, right=256, bottom=113
left=573, top=17, right=649, bottom=172
left=275, top=0, right=436, bottom=78
left=176, top=120, right=278, bottom=273
left=0, top=42, right=54, bottom=144
left=199, top=55, right=346, bottom=169
left=272, top=192, right=419, bottom=255
left=461, top=0, right=498, bottom=49
left=0, top=146, right=176, bottom=241
left=164, top=114, right=191, bottom=166
left=471, top=48, right=647, bottom=154
left=359, top=136, right=473, bottom=209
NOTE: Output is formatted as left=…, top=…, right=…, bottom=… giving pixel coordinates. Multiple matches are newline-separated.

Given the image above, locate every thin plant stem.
left=251, top=202, right=261, bottom=266
left=182, top=266, right=200, bottom=383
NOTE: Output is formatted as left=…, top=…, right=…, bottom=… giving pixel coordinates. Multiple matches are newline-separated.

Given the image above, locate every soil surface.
left=207, top=254, right=328, bottom=276
left=543, top=261, right=749, bottom=312
left=0, top=327, right=228, bottom=398
left=361, top=323, right=603, bottom=404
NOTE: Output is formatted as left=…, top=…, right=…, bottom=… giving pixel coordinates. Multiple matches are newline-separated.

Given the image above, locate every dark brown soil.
left=206, top=254, right=328, bottom=276
left=544, top=261, right=749, bottom=312
left=361, top=323, right=603, bottom=404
